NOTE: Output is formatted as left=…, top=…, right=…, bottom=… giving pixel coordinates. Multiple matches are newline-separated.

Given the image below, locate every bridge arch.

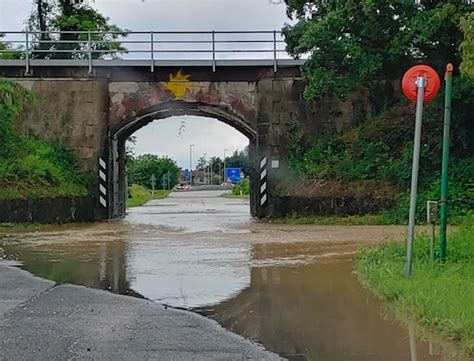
left=107, top=99, right=260, bottom=218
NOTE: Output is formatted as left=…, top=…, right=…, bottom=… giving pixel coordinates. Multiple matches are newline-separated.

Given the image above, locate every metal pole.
left=87, top=30, right=92, bottom=75
left=430, top=223, right=435, bottom=264
left=150, top=31, right=155, bottom=73
left=223, top=149, right=228, bottom=184
left=212, top=31, right=216, bottom=73
left=427, top=200, right=437, bottom=264
left=405, top=76, right=426, bottom=277
left=189, top=144, right=194, bottom=186
left=439, top=63, right=453, bottom=262
left=219, top=162, right=222, bottom=185
left=273, top=30, right=277, bottom=73
left=25, top=30, right=30, bottom=75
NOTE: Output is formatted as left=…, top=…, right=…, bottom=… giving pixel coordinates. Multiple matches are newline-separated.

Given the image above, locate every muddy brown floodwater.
left=0, top=191, right=467, bottom=360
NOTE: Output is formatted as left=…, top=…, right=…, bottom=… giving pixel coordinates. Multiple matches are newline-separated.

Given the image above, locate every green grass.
left=0, top=223, right=52, bottom=233
left=356, top=214, right=474, bottom=355
left=221, top=192, right=250, bottom=199
left=273, top=214, right=397, bottom=225
left=126, top=184, right=169, bottom=208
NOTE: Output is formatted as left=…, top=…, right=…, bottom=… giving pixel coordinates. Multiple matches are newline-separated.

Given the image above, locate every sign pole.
left=401, top=64, right=440, bottom=276
left=439, top=63, right=454, bottom=262
left=405, top=76, right=426, bottom=277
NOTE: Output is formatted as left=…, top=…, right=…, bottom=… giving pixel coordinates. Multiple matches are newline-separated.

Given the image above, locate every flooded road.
left=0, top=191, right=466, bottom=360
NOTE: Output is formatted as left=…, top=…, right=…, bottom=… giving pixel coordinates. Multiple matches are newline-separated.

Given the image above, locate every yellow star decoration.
left=164, top=69, right=196, bottom=100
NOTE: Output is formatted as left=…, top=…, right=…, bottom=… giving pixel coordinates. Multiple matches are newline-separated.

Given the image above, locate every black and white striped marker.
left=98, top=157, right=107, bottom=208
left=260, top=156, right=267, bottom=206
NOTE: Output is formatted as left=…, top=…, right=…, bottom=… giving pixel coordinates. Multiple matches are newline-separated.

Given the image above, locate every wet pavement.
left=0, top=190, right=468, bottom=360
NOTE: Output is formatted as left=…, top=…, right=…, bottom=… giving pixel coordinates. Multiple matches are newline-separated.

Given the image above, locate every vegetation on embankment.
left=0, top=78, right=88, bottom=200
left=284, top=99, right=474, bottom=222
left=356, top=214, right=474, bottom=355
left=126, top=184, right=169, bottom=208
left=281, top=1, right=474, bottom=222
left=0, top=222, right=54, bottom=233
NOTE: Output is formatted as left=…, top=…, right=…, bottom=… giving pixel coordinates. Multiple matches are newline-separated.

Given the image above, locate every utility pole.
left=189, top=144, right=194, bottom=186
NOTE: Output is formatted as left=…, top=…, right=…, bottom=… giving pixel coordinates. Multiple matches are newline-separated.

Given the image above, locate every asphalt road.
left=0, top=263, right=280, bottom=361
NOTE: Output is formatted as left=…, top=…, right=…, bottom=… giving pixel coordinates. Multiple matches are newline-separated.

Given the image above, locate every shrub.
left=232, top=178, right=250, bottom=196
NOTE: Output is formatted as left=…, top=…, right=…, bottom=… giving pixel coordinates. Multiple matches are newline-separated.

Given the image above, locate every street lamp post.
left=203, top=153, right=207, bottom=186
left=218, top=161, right=222, bottom=185
left=209, top=163, right=212, bottom=185
left=189, top=144, right=194, bottom=186
left=223, top=148, right=229, bottom=184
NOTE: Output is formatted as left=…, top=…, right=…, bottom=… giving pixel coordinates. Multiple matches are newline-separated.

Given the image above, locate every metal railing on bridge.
left=0, top=30, right=304, bottom=74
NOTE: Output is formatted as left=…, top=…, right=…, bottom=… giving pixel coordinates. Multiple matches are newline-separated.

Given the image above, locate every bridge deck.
left=0, top=58, right=305, bottom=68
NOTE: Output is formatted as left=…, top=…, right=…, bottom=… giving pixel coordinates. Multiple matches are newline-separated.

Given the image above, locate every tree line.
left=1, top=0, right=124, bottom=59
left=283, top=0, right=474, bottom=221
left=126, top=147, right=250, bottom=190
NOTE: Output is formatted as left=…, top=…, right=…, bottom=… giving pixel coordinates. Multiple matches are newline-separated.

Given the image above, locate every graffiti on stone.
left=163, top=69, right=197, bottom=100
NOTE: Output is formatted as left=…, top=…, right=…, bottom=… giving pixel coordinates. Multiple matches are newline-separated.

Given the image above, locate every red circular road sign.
left=402, top=65, right=441, bottom=102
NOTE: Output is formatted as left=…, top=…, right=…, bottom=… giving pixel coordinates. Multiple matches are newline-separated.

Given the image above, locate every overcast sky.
left=0, top=0, right=289, bottom=169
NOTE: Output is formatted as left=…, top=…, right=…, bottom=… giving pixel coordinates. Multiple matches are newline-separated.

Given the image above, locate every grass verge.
left=221, top=192, right=250, bottom=199
left=356, top=213, right=474, bottom=355
left=272, top=214, right=398, bottom=225
left=0, top=223, right=51, bottom=233
left=126, top=184, right=169, bottom=208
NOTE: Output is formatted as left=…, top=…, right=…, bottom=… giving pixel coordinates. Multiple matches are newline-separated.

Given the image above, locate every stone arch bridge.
left=0, top=62, right=364, bottom=219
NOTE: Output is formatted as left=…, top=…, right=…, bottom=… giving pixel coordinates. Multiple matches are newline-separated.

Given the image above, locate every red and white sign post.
left=402, top=65, right=440, bottom=276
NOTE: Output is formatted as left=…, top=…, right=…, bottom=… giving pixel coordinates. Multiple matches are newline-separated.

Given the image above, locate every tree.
left=225, top=147, right=250, bottom=176
left=196, top=156, right=207, bottom=171
left=283, top=1, right=473, bottom=104
left=209, top=156, right=223, bottom=175
left=28, top=0, right=126, bottom=59
left=127, top=154, right=179, bottom=190
left=460, top=12, right=474, bottom=78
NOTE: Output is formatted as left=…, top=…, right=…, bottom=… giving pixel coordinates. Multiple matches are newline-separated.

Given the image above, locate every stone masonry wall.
left=13, top=79, right=110, bottom=172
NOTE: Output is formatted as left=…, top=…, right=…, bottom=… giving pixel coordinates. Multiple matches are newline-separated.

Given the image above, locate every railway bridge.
left=0, top=30, right=363, bottom=219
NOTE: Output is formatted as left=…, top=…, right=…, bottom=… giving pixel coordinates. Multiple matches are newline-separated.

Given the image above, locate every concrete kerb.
left=0, top=262, right=281, bottom=360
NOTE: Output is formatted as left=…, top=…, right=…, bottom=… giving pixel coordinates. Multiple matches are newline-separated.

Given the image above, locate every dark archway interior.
left=109, top=101, right=259, bottom=218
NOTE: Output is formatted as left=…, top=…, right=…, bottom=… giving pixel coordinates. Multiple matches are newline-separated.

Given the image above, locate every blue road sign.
left=226, top=167, right=241, bottom=183
left=184, top=169, right=190, bottom=181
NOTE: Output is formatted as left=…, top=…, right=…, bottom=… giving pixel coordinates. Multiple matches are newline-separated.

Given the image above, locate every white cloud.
left=1, top=0, right=288, bottom=169
left=128, top=115, right=249, bottom=169
left=1, top=0, right=289, bottom=32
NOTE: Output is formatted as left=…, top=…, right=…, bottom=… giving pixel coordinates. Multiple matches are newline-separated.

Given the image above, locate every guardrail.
left=0, top=30, right=298, bottom=74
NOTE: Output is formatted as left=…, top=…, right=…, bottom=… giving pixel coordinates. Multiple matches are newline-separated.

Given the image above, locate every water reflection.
left=198, top=255, right=462, bottom=361
left=0, top=233, right=465, bottom=361
left=1, top=237, right=139, bottom=297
